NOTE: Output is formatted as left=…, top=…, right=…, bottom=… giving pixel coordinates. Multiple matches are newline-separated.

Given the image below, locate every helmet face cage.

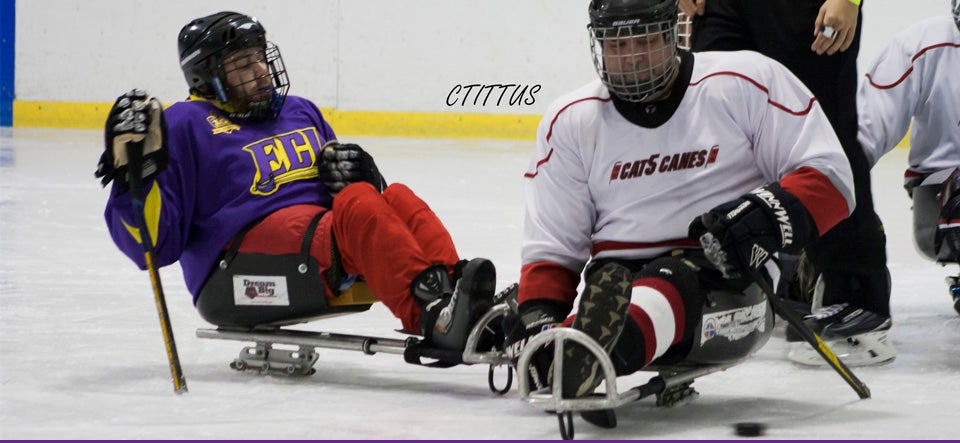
left=589, top=17, right=679, bottom=103
left=953, top=0, right=960, bottom=32
left=178, top=12, right=288, bottom=120
left=216, top=42, right=289, bottom=120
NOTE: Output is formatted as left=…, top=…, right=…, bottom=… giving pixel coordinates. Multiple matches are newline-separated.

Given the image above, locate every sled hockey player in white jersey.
left=858, top=0, right=960, bottom=317
left=503, top=0, right=856, bottom=405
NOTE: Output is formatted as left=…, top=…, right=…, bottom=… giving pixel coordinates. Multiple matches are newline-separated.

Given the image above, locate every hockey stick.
left=126, top=141, right=188, bottom=394
left=699, top=233, right=869, bottom=399
left=752, top=258, right=870, bottom=399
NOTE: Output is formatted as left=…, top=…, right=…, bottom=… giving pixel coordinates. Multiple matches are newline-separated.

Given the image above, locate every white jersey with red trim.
left=858, top=16, right=960, bottom=173
left=520, top=50, right=854, bottom=306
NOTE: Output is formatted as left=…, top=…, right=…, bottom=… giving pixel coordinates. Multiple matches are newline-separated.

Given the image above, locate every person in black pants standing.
left=684, top=0, right=895, bottom=366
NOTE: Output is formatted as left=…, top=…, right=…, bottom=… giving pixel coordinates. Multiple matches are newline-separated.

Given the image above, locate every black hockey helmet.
left=587, top=0, right=679, bottom=102
left=177, top=11, right=289, bottom=120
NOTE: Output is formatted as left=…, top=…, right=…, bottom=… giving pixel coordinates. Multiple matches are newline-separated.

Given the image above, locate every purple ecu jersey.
left=104, top=95, right=337, bottom=301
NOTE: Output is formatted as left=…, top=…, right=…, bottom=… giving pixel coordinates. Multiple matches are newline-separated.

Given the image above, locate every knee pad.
left=635, top=257, right=705, bottom=343
left=937, top=169, right=960, bottom=261
left=903, top=170, right=926, bottom=198
left=609, top=313, right=647, bottom=375
left=913, top=178, right=941, bottom=260
left=607, top=257, right=708, bottom=372
left=913, top=168, right=960, bottom=262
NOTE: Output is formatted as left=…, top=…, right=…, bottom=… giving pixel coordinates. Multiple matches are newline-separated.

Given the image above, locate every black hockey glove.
left=318, top=141, right=387, bottom=195
left=503, top=300, right=568, bottom=391
left=95, top=89, right=168, bottom=191
left=688, top=183, right=817, bottom=280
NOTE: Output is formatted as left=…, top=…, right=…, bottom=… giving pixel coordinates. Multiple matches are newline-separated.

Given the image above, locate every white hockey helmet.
left=588, top=0, right=679, bottom=103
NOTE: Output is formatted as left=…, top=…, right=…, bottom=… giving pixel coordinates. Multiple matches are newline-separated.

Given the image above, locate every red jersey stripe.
left=689, top=71, right=817, bottom=116
left=780, top=166, right=850, bottom=235
left=867, top=43, right=960, bottom=90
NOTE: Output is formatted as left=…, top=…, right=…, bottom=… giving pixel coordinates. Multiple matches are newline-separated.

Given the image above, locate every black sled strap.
left=220, top=218, right=262, bottom=266
left=220, top=210, right=324, bottom=270
left=403, top=342, right=462, bottom=368
left=299, top=210, right=326, bottom=266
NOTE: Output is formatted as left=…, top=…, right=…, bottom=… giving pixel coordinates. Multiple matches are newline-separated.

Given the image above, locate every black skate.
left=945, top=276, right=960, bottom=316
left=560, top=262, right=632, bottom=399
left=416, top=258, right=497, bottom=351
left=785, top=303, right=891, bottom=342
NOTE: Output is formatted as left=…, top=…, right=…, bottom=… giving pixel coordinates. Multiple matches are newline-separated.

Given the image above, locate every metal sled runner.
left=517, top=328, right=735, bottom=440
left=196, top=283, right=516, bottom=394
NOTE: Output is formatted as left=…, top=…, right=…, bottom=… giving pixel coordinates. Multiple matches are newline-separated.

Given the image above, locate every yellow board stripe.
left=13, top=100, right=541, bottom=140
left=11, top=99, right=912, bottom=146
left=13, top=101, right=115, bottom=129
left=324, top=108, right=542, bottom=140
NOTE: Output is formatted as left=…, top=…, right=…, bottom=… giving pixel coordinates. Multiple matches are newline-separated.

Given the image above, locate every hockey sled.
left=517, top=283, right=775, bottom=440
left=196, top=282, right=516, bottom=394
left=517, top=329, right=736, bottom=440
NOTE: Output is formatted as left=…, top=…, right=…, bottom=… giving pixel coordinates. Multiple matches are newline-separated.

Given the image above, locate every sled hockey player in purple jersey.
left=94, top=11, right=501, bottom=364
left=857, top=0, right=960, bottom=318
left=503, top=0, right=856, bottom=417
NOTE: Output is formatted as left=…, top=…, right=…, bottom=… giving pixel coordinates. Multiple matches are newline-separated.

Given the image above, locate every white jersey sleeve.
left=523, top=91, right=601, bottom=275
left=519, top=86, right=607, bottom=305
left=858, top=16, right=960, bottom=171
left=738, top=54, right=855, bottom=219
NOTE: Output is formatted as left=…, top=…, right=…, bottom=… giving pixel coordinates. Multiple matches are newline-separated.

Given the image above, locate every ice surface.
left=0, top=127, right=957, bottom=439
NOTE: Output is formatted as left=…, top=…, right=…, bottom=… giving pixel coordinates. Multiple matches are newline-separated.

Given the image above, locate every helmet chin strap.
left=211, top=76, right=229, bottom=104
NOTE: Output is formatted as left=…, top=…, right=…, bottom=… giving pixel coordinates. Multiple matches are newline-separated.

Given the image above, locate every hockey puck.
left=734, top=422, right=767, bottom=437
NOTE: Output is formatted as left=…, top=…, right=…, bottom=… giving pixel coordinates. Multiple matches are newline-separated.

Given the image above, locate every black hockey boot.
left=817, top=304, right=892, bottom=339
left=413, top=258, right=497, bottom=351
left=786, top=303, right=892, bottom=341
left=785, top=302, right=896, bottom=367
left=947, top=276, right=960, bottom=316
left=561, top=262, right=632, bottom=399
left=954, top=290, right=960, bottom=317
left=450, top=259, right=469, bottom=284
left=785, top=267, right=892, bottom=342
